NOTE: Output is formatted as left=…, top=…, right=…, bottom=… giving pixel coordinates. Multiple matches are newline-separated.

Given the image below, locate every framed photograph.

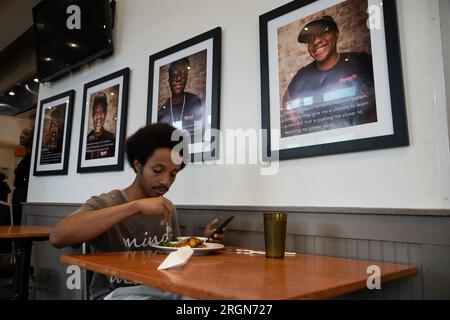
left=77, top=67, right=130, bottom=173
left=34, top=90, right=75, bottom=176
left=260, top=0, right=408, bottom=161
left=147, top=27, right=221, bottom=162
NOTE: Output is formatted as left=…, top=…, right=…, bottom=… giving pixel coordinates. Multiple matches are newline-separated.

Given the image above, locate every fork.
left=234, top=248, right=296, bottom=256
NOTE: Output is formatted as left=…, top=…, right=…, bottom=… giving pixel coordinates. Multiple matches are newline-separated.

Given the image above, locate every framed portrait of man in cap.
left=77, top=68, right=130, bottom=173
left=260, top=0, right=408, bottom=161
left=34, top=90, right=75, bottom=176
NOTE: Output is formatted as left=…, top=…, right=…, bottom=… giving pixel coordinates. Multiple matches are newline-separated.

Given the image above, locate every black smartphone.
left=208, top=216, right=234, bottom=240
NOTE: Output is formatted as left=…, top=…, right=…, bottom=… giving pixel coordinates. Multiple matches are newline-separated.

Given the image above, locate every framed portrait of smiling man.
left=77, top=68, right=130, bottom=173
left=260, top=0, right=408, bottom=161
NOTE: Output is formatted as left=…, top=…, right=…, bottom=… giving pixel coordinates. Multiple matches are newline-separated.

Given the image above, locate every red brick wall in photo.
left=157, top=50, right=207, bottom=109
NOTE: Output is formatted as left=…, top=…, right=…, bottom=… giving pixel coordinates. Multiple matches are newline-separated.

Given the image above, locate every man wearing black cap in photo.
left=86, top=92, right=116, bottom=160
left=281, top=15, right=376, bottom=137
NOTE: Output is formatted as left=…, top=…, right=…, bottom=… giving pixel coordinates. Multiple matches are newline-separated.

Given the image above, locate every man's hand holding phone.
left=204, top=216, right=234, bottom=243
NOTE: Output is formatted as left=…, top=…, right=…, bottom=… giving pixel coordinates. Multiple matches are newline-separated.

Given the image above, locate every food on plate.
left=175, top=237, right=206, bottom=248
left=158, top=240, right=176, bottom=247
left=158, top=236, right=207, bottom=248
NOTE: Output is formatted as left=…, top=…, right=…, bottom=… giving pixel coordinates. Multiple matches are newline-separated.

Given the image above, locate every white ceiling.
left=0, top=0, right=41, bottom=51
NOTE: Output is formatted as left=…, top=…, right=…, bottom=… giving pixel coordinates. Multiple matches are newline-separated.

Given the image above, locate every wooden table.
left=0, top=226, right=53, bottom=300
left=61, top=249, right=416, bottom=300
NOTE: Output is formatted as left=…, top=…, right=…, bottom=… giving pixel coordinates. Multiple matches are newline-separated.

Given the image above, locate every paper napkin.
left=157, top=247, right=194, bottom=270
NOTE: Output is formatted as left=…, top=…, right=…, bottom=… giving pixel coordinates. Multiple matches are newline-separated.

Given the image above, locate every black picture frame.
left=147, top=27, right=221, bottom=163
left=34, top=90, right=75, bottom=176
left=77, top=67, right=130, bottom=173
left=259, top=0, right=409, bottom=161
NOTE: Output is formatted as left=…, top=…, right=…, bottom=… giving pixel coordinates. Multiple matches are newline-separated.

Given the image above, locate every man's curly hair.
left=125, top=123, right=186, bottom=173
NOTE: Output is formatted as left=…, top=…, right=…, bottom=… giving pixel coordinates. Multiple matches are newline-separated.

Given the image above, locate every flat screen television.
left=33, top=0, right=115, bottom=82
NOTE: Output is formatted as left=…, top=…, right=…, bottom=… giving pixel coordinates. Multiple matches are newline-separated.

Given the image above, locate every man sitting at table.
left=50, top=123, right=224, bottom=300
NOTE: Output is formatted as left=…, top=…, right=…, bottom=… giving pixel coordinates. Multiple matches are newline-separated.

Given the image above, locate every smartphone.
left=208, top=216, right=234, bottom=240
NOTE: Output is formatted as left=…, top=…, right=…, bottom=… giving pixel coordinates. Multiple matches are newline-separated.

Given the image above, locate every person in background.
left=12, top=126, right=34, bottom=225
left=0, top=172, right=11, bottom=203
left=50, top=123, right=224, bottom=300
left=0, top=171, right=13, bottom=261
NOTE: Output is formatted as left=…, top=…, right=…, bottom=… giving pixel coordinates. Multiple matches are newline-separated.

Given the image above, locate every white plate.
left=151, top=241, right=224, bottom=256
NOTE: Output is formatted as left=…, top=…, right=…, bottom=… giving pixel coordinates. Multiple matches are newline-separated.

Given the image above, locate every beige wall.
left=0, top=114, right=32, bottom=147
left=441, top=0, right=450, bottom=147
left=0, top=115, right=33, bottom=191
left=0, top=148, right=15, bottom=189
left=28, top=0, right=450, bottom=209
